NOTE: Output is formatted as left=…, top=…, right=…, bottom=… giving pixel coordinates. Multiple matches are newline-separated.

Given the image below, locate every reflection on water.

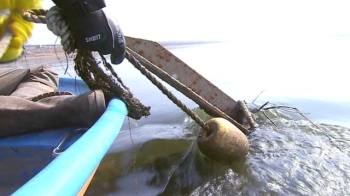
left=191, top=121, right=350, bottom=195
left=85, top=108, right=350, bottom=196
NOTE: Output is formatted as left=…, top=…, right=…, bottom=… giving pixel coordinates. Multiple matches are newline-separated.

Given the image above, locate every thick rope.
left=125, top=50, right=210, bottom=131
left=0, top=30, right=12, bottom=60
left=74, top=50, right=151, bottom=119
left=22, top=7, right=75, bottom=54
left=22, top=8, right=151, bottom=120
left=21, top=9, right=46, bottom=23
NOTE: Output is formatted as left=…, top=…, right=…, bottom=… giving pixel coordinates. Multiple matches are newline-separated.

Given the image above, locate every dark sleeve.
left=52, top=0, right=106, bottom=16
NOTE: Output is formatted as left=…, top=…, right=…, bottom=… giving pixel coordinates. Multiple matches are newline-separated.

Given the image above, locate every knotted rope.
left=22, top=7, right=75, bottom=54
left=22, top=7, right=150, bottom=120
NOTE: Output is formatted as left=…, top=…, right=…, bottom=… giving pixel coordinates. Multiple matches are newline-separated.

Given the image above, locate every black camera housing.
left=52, top=0, right=126, bottom=64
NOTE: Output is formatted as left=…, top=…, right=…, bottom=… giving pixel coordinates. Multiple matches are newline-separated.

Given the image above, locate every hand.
left=52, top=0, right=126, bottom=65
left=0, top=0, right=42, bottom=63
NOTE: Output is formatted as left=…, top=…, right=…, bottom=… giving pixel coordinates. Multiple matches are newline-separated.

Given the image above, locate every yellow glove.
left=0, top=0, right=42, bottom=63
left=0, top=0, right=11, bottom=11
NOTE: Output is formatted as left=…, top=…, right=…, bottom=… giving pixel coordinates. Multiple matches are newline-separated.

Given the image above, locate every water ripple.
left=190, top=116, right=350, bottom=196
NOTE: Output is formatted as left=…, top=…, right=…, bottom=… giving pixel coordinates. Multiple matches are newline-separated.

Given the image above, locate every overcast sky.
left=28, top=0, right=350, bottom=45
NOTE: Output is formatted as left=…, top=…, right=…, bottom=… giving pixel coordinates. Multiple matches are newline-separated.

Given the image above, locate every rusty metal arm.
left=126, top=47, right=249, bottom=134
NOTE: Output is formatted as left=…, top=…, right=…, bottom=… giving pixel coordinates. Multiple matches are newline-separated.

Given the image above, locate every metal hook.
left=52, top=128, right=87, bottom=157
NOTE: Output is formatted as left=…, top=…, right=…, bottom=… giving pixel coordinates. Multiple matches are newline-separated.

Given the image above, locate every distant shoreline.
left=14, top=40, right=224, bottom=67
left=24, top=40, right=225, bottom=49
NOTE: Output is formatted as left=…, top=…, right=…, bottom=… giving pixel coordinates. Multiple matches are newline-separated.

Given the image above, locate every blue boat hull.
left=0, top=78, right=127, bottom=195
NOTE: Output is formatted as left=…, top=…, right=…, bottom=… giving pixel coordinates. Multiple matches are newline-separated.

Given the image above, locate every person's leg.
left=0, top=90, right=106, bottom=138
left=10, top=65, right=59, bottom=99
left=0, top=68, right=30, bottom=95
left=0, top=64, right=107, bottom=137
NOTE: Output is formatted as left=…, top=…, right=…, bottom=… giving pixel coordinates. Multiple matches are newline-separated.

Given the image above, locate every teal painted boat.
left=0, top=78, right=127, bottom=195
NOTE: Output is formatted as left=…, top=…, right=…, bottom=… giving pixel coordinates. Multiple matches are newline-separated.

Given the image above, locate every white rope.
left=0, top=30, right=12, bottom=59
left=45, top=6, right=75, bottom=54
